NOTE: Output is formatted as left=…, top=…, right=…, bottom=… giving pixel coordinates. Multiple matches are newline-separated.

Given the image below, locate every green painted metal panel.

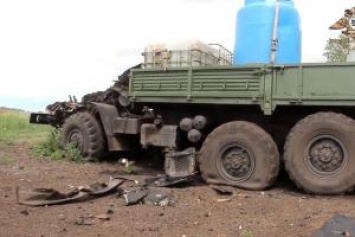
left=273, top=63, right=355, bottom=109
left=273, top=65, right=299, bottom=98
left=129, top=63, right=355, bottom=115
left=129, top=66, right=265, bottom=104
left=302, top=65, right=355, bottom=96
left=130, top=70, right=188, bottom=96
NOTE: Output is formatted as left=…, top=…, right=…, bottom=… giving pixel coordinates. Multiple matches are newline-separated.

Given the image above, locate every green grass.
left=33, top=129, right=84, bottom=162
left=0, top=108, right=84, bottom=163
left=0, top=108, right=51, bottom=145
left=239, top=230, right=253, bottom=237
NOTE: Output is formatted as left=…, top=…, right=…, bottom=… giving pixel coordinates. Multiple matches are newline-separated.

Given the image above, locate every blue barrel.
left=233, top=0, right=301, bottom=64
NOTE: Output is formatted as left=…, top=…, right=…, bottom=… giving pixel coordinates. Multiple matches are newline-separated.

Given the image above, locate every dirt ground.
left=1, top=142, right=355, bottom=237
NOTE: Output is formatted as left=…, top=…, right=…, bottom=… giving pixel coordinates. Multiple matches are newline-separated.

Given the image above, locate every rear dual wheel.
left=199, top=121, right=280, bottom=190
left=284, top=112, right=355, bottom=194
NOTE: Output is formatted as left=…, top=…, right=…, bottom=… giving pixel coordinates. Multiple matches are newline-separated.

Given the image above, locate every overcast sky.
left=0, top=0, right=352, bottom=111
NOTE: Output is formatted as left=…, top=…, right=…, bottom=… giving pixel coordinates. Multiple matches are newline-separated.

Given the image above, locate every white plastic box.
left=142, top=44, right=168, bottom=69
left=142, top=40, right=232, bottom=69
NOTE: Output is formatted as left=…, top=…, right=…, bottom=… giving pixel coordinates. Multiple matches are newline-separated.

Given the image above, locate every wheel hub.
left=68, top=129, right=84, bottom=151
left=221, top=145, right=254, bottom=181
left=308, top=137, right=344, bottom=174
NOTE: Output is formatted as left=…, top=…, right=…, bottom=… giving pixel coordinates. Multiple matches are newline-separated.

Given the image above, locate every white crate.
left=142, top=40, right=232, bottom=69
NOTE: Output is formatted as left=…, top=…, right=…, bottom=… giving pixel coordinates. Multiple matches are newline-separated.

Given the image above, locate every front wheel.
left=60, top=111, right=105, bottom=160
left=199, top=121, right=280, bottom=190
left=284, top=112, right=355, bottom=194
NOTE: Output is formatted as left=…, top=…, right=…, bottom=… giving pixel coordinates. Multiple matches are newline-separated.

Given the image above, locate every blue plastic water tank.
left=233, top=0, right=301, bottom=64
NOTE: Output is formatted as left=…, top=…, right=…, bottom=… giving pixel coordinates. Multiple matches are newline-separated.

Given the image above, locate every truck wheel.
left=284, top=112, right=355, bottom=194
left=60, top=111, right=105, bottom=159
left=199, top=121, right=280, bottom=190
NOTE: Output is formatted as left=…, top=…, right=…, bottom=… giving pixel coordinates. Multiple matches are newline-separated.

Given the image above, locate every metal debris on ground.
left=78, top=178, right=124, bottom=196
left=215, top=197, right=234, bottom=203
left=210, top=185, right=234, bottom=196
left=312, top=214, right=355, bottom=237
left=94, top=214, right=111, bottom=220
left=75, top=214, right=111, bottom=226
left=17, top=173, right=180, bottom=208
left=17, top=177, right=124, bottom=206
left=144, top=193, right=170, bottom=206
left=123, top=187, right=148, bottom=206
left=153, top=175, right=196, bottom=187
left=75, top=216, right=93, bottom=226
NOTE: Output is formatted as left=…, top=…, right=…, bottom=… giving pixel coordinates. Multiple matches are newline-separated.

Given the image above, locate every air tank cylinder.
left=188, top=129, right=202, bottom=143
left=192, top=115, right=207, bottom=130
left=233, top=0, right=301, bottom=64
left=180, top=118, right=193, bottom=132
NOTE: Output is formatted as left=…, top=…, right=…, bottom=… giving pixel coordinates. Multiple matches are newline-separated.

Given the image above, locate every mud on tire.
left=284, top=112, right=355, bottom=194
left=199, top=121, right=280, bottom=190
left=60, top=111, right=105, bottom=160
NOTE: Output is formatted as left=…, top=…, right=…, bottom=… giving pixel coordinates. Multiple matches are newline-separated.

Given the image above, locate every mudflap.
left=90, top=102, right=129, bottom=151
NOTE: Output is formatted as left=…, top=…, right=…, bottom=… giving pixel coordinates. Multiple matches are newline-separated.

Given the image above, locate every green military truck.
left=31, top=62, right=355, bottom=195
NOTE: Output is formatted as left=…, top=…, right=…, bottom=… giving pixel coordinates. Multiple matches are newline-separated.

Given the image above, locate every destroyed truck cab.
left=31, top=42, right=355, bottom=195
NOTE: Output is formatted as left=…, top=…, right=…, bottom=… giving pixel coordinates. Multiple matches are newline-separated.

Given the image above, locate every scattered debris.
left=211, top=185, right=235, bottom=203
left=17, top=173, right=177, bottom=208
left=123, top=188, right=148, bottom=206
left=312, top=214, right=355, bottom=237
left=94, top=214, right=111, bottom=220
left=75, top=216, right=93, bottom=226
left=106, top=207, right=114, bottom=215
left=20, top=208, right=29, bottom=216
left=78, top=178, right=124, bottom=197
left=115, top=188, right=124, bottom=198
left=18, top=187, right=88, bottom=206
left=153, top=175, right=193, bottom=187
left=75, top=214, right=111, bottom=226
left=111, top=176, right=139, bottom=185
left=210, top=185, right=233, bottom=196
left=18, top=177, right=124, bottom=206
left=144, top=193, right=170, bottom=206
left=215, top=197, right=233, bottom=203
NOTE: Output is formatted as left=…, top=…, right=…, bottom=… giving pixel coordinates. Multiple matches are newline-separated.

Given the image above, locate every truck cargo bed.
left=129, top=63, right=355, bottom=115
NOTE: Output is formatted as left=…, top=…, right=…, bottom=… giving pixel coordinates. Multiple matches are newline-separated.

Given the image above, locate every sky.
left=0, top=0, right=353, bottom=111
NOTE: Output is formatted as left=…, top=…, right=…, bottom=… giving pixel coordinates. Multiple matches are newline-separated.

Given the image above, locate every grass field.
left=0, top=108, right=84, bottom=162
left=0, top=108, right=51, bottom=145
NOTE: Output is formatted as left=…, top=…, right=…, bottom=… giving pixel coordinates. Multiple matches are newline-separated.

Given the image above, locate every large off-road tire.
left=60, top=111, right=105, bottom=160
left=199, top=121, right=280, bottom=190
left=284, top=112, right=355, bottom=194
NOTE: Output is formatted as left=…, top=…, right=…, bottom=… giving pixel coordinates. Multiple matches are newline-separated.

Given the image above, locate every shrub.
left=33, top=129, right=83, bottom=162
